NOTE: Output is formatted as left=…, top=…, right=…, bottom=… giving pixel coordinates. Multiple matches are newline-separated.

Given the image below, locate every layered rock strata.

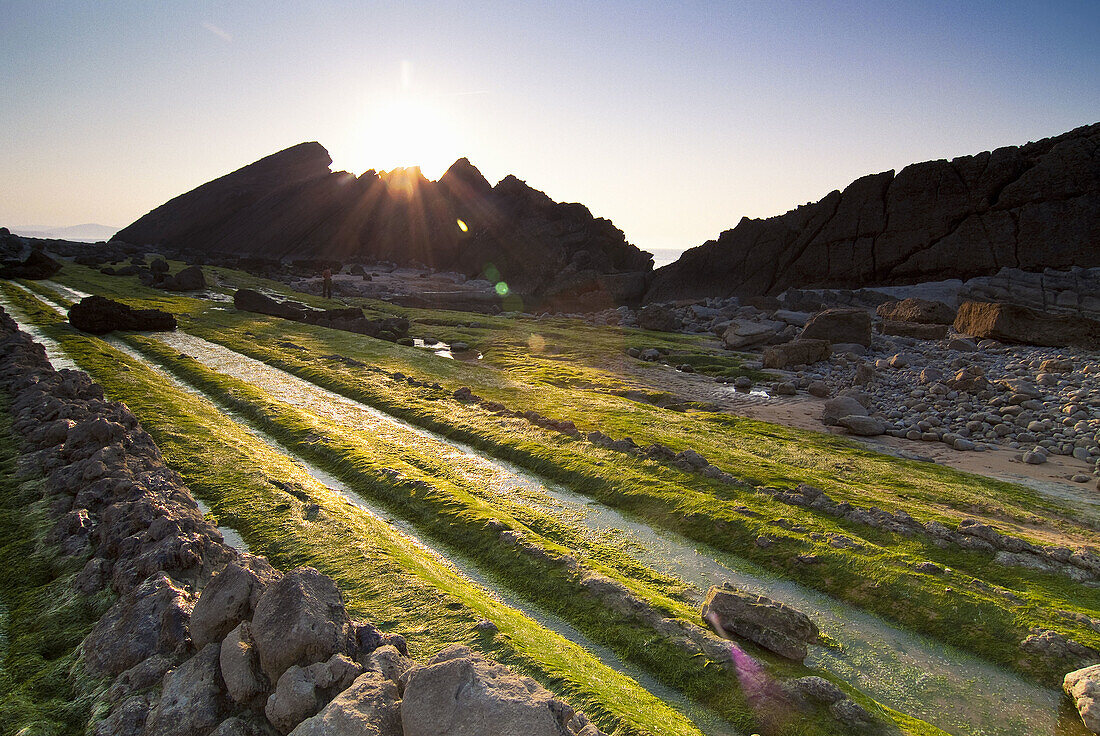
left=647, top=122, right=1100, bottom=301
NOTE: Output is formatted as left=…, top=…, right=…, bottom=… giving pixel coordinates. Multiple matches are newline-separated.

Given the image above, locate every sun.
left=340, top=96, right=460, bottom=179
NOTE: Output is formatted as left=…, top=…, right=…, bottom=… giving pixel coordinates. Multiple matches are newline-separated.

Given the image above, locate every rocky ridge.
left=113, top=145, right=652, bottom=308
left=0, top=307, right=608, bottom=736
left=646, top=122, right=1100, bottom=302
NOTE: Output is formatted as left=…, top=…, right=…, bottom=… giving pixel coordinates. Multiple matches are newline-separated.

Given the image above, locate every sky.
left=1, top=1, right=1097, bottom=256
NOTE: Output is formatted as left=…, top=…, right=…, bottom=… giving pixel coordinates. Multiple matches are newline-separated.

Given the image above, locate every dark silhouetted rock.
left=68, top=295, right=177, bottom=334
left=0, top=248, right=62, bottom=279
left=636, top=304, right=682, bottom=332
left=162, top=265, right=207, bottom=291
left=647, top=123, right=1100, bottom=301
left=954, top=301, right=1100, bottom=348
left=114, top=144, right=653, bottom=308
left=233, top=289, right=306, bottom=320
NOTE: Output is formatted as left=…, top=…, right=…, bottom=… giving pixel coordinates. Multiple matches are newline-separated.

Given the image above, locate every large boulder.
left=954, top=301, right=1100, bottom=348
left=701, top=584, right=820, bottom=661
left=266, top=654, right=364, bottom=733
left=161, top=265, right=207, bottom=291
left=84, top=572, right=194, bottom=677
left=722, top=318, right=784, bottom=349
left=142, top=643, right=228, bottom=736
left=800, top=309, right=872, bottom=347
left=220, top=621, right=268, bottom=708
left=762, top=339, right=830, bottom=368
left=837, top=415, right=886, bottom=436
left=821, top=396, right=868, bottom=426
left=876, top=297, right=956, bottom=324
left=251, top=567, right=354, bottom=684
left=1065, top=664, right=1100, bottom=734
left=191, top=557, right=279, bottom=649
left=69, top=295, right=177, bottom=334
left=401, top=645, right=586, bottom=736
left=636, top=304, right=681, bottom=332
left=288, top=670, right=402, bottom=736
left=233, top=289, right=306, bottom=321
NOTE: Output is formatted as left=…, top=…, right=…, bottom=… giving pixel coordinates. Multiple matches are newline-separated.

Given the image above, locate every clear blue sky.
left=2, top=1, right=1097, bottom=254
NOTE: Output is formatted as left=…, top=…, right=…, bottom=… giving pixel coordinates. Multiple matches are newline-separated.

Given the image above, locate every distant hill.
left=11, top=224, right=120, bottom=242
left=114, top=144, right=653, bottom=308
left=646, top=122, right=1100, bottom=302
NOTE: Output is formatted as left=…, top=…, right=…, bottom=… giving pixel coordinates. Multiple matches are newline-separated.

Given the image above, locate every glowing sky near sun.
left=1, top=1, right=1097, bottom=255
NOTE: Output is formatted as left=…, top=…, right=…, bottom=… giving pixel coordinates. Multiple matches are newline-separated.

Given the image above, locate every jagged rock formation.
left=114, top=146, right=652, bottom=308
left=647, top=122, right=1100, bottom=302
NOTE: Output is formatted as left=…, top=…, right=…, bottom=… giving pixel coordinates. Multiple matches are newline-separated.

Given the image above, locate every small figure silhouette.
left=322, top=267, right=332, bottom=299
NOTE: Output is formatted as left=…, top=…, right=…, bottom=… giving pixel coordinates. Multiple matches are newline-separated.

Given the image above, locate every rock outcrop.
left=647, top=122, right=1100, bottom=301
left=114, top=145, right=652, bottom=308
left=1065, top=664, right=1100, bottom=734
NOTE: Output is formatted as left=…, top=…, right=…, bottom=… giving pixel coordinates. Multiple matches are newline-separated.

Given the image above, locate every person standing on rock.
left=322, top=267, right=332, bottom=299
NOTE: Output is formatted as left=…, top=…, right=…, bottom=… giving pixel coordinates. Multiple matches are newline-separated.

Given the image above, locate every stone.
left=401, top=645, right=584, bottom=736
left=161, top=265, right=207, bottom=291
left=837, top=415, right=885, bottom=436
left=954, top=301, right=1100, bottom=349
left=68, top=295, right=177, bottom=335
left=1040, top=358, right=1075, bottom=373
left=143, top=643, right=227, bottom=736
left=288, top=671, right=402, bottom=736
left=947, top=336, right=977, bottom=351
left=762, top=339, right=830, bottom=369
left=251, top=567, right=354, bottom=684
left=220, top=621, right=268, bottom=708
left=368, top=644, right=414, bottom=693
left=1064, top=664, right=1100, bottom=734
left=267, top=665, right=322, bottom=734
left=233, top=289, right=306, bottom=321
left=822, top=396, right=868, bottom=426
left=191, top=558, right=278, bottom=649
left=84, top=572, right=194, bottom=677
left=800, top=309, right=872, bottom=347
left=636, top=304, right=682, bottom=332
left=722, top=319, right=784, bottom=349
left=807, top=380, right=829, bottom=398
left=877, top=298, right=956, bottom=324
left=1023, top=451, right=1048, bottom=465
left=701, top=584, right=820, bottom=661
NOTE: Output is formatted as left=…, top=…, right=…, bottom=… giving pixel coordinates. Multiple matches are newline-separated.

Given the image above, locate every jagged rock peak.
left=440, top=157, right=492, bottom=197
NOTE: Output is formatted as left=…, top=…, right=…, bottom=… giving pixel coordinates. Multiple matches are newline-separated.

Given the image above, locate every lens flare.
left=457, top=219, right=468, bottom=232
left=494, top=282, right=509, bottom=296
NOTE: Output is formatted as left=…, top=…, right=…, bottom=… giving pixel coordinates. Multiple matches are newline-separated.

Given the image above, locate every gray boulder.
left=143, top=643, right=227, bottom=736
left=701, top=584, right=820, bottom=661
left=822, top=396, right=868, bottom=426
left=401, top=645, right=583, bottom=736
left=288, top=671, right=402, bottom=736
left=636, top=304, right=682, bottom=332
left=84, top=572, right=194, bottom=677
left=192, top=557, right=278, bottom=649
left=762, top=339, right=830, bottom=369
left=800, top=309, right=872, bottom=347
left=722, top=319, right=784, bottom=349
left=220, top=621, right=268, bottom=708
left=1064, top=664, right=1100, bottom=734
left=251, top=567, right=354, bottom=683
left=837, top=415, right=885, bottom=436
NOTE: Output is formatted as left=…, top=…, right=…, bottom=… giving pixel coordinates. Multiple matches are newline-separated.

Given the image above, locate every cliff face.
left=114, top=146, right=652, bottom=305
left=645, top=122, right=1100, bottom=302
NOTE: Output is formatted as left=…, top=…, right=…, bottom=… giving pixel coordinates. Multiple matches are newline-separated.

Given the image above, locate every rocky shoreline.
left=0, top=307, right=609, bottom=736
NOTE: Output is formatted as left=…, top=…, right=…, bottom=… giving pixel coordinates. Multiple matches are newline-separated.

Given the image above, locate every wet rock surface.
left=701, top=584, right=821, bottom=661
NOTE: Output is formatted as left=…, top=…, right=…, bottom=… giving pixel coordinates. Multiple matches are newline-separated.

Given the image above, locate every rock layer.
left=647, top=122, right=1100, bottom=301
